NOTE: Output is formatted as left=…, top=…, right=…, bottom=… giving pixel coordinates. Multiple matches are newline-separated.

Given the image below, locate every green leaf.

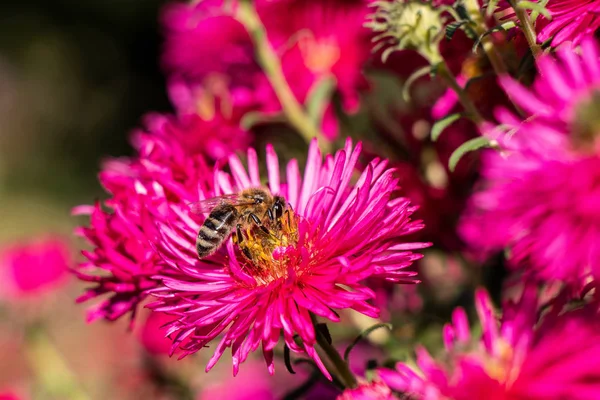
left=431, top=113, right=462, bottom=141
left=517, top=1, right=551, bottom=19
left=344, top=323, right=392, bottom=364
left=445, top=20, right=469, bottom=40
left=486, top=0, right=501, bottom=16
left=305, top=75, right=337, bottom=126
left=449, top=136, right=492, bottom=171
left=472, top=21, right=516, bottom=52
left=402, top=65, right=432, bottom=101
left=455, top=3, right=471, bottom=20
left=240, top=111, right=285, bottom=130
left=316, top=323, right=332, bottom=345
left=529, top=0, right=549, bottom=22
left=284, top=344, right=295, bottom=374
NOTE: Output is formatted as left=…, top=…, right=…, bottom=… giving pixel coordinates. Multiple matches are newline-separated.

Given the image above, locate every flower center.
left=235, top=209, right=301, bottom=286
left=195, top=74, right=233, bottom=120
left=571, top=90, right=600, bottom=151
left=481, top=338, right=521, bottom=389
left=298, top=35, right=341, bottom=74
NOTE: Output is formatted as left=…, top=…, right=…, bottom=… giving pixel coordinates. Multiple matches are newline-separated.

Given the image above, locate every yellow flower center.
left=195, top=74, right=233, bottom=120
left=234, top=209, right=300, bottom=285
left=298, top=35, right=341, bottom=74
left=480, top=338, right=522, bottom=389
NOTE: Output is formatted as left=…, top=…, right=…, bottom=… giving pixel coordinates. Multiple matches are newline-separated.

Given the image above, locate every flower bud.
left=367, top=0, right=447, bottom=64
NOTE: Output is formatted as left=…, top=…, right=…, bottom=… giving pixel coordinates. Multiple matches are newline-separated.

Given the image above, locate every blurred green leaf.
left=431, top=113, right=462, bottom=142
left=517, top=1, right=551, bottom=19
left=449, top=136, right=492, bottom=171
left=305, top=75, right=337, bottom=126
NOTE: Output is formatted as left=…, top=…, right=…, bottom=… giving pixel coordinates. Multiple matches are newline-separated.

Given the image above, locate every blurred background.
left=0, top=1, right=180, bottom=398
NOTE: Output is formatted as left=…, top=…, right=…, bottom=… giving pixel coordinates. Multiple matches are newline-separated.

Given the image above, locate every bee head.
left=242, top=188, right=270, bottom=204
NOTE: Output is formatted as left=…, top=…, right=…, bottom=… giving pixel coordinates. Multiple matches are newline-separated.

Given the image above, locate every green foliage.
left=449, top=136, right=493, bottom=171
left=431, top=113, right=463, bottom=141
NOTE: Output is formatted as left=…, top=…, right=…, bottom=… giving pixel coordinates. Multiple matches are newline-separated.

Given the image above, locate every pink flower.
left=379, top=287, right=600, bottom=399
left=161, top=0, right=371, bottom=139
left=73, top=110, right=219, bottom=323
left=73, top=200, right=163, bottom=323
left=259, top=0, right=371, bottom=113
left=538, top=0, right=600, bottom=46
left=337, top=380, right=394, bottom=400
left=197, top=358, right=276, bottom=400
left=138, top=311, right=174, bottom=355
left=459, top=39, right=600, bottom=289
left=0, top=392, right=23, bottom=400
left=498, top=0, right=600, bottom=46
left=0, top=236, right=70, bottom=299
left=148, top=139, right=427, bottom=376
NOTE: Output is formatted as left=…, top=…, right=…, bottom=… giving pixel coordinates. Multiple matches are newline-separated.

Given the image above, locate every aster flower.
left=0, top=236, right=70, bottom=300
left=337, top=380, right=394, bottom=400
left=535, top=0, right=600, bottom=47
left=497, top=0, right=600, bottom=47
left=459, top=39, right=600, bottom=289
left=138, top=311, right=174, bottom=355
left=258, top=0, right=371, bottom=112
left=148, top=139, right=427, bottom=376
left=73, top=108, right=226, bottom=322
left=161, top=0, right=372, bottom=138
left=379, top=287, right=600, bottom=399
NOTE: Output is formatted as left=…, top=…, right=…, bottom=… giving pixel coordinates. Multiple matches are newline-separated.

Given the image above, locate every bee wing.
left=187, top=194, right=254, bottom=215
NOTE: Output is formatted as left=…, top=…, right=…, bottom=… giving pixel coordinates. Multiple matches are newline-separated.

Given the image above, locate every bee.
left=189, top=188, right=286, bottom=259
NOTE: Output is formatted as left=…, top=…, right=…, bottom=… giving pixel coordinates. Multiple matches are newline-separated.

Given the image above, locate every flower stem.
left=462, top=0, right=508, bottom=76
left=436, top=62, right=484, bottom=125
left=235, top=0, right=331, bottom=151
left=510, top=0, right=542, bottom=60
left=311, top=315, right=358, bottom=389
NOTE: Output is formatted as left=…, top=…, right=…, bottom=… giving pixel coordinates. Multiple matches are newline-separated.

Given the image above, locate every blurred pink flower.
left=148, top=139, right=427, bottom=376
left=73, top=109, right=219, bottom=323
left=460, top=39, right=600, bottom=288
left=259, top=0, right=371, bottom=130
left=138, top=311, right=174, bottom=356
left=0, top=392, right=22, bottom=400
left=73, top=201, right=163, bottom=323
left=337, top=380, right=393, bottom=400
left=379, top=287, right=600, bottom=399
left=161, top=0, right=371, bottom=139
left=197, top=358, right=275, bottom=400
left=0, top=236, right=70, bottom=299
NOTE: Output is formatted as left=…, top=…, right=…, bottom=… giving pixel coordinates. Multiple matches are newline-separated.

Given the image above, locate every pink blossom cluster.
left=65, top=0, right=600, bottom=397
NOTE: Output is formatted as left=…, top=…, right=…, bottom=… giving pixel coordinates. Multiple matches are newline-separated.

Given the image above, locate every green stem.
left=311, top=315, right=358, bottom=389
left=437, top=62, right=484, bottom=125
left=463, top=0, right=508, bottom=76
left=511, top=0, right=542, bottom=60
left=235, top=0, right=331, bottom=152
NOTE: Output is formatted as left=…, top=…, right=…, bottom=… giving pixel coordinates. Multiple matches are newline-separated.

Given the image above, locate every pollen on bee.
left=235, top=209, right=300, bottom=284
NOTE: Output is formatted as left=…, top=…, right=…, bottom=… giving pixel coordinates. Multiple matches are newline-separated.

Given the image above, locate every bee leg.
left=266, top=208, right=274, bottom=221
left=235, top=224, right=244, bottom=244
left=249, top=213, right=271, bottom=235
left=272, top=201, right=284, bottom=220
left=242, top=247, right=253, bottom=260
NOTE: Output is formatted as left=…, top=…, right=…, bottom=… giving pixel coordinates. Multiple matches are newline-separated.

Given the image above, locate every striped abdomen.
left=196, top=204, right=239, bottom=259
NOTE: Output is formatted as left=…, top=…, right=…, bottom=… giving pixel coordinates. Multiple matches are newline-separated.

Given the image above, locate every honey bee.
left=189, top=188, right=286, bottom=259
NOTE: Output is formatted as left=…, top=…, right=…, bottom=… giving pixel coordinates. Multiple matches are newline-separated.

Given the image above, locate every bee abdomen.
left=196, top=205, right=238, bottom=259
